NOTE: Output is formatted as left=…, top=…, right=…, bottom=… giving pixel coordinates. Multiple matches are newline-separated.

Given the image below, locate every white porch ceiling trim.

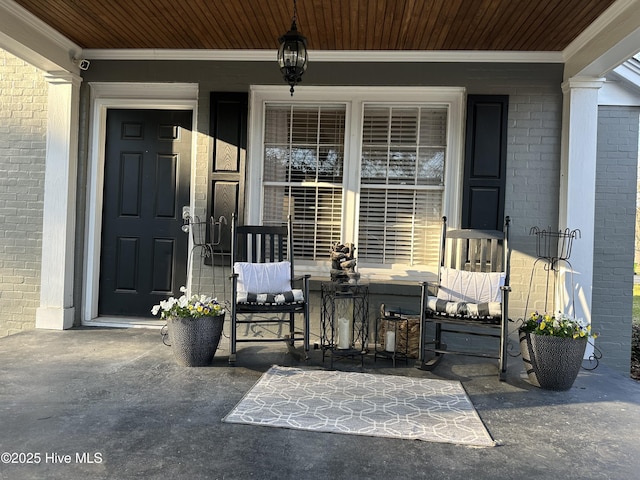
left=563, top=0, right=640, bottom=79
left=80, top=48, right=564, bottom=64
left=0, top=0, right=81, bottom=73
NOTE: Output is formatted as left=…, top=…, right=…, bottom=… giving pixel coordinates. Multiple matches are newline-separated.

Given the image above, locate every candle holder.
left=374, top=304, right=421, bottom=367
left=320, top=282, right=369, bottom=369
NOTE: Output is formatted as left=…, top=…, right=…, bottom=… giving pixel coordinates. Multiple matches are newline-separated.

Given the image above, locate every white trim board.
left=82, top=48, right=564, bottom=64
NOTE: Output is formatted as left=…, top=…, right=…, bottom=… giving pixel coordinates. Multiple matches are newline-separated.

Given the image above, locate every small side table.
left=374, top=304, right=421, bottom=367
left=320, top=282, right=369, bottom=369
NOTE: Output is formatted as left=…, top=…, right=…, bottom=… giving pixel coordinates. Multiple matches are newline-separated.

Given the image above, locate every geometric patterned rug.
left=223, top=365, right=496, bottom=447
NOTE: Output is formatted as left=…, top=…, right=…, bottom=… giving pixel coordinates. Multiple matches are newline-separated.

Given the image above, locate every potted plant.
left=152, top=287, right=225, bottom=367
left=519, top=311, right=598, bottom=391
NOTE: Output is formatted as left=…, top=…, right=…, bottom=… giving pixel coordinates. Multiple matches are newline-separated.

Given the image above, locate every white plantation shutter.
left=263, top=104, right=345, bottom=260
left=359, top=188, right=442, bottom=265
left=358, top=105, right=447, bottom=266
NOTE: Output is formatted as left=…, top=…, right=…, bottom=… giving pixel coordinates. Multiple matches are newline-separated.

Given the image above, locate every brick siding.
left=593, top=106, right=639, bottom=373
left=0, top=49, right=46, bottom=337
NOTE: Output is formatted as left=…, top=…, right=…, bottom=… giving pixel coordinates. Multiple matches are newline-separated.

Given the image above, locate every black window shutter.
left=461, top=95, right=508, bottom=230
left=208, top=92, right=248, bottom=259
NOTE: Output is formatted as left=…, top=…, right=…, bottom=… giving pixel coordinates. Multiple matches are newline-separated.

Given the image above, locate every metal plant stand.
left=521, top=226, right=600, bottom=387
left=161, top=214, right=229, bottom=360
left=525, top=226, right=580, bottom=314
left=320, top=283, right=369, bottom=370
left=182, top=213, right=228, bottom=299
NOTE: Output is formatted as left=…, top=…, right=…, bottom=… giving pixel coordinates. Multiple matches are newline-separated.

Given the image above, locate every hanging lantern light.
left=277, top=0, right=308, bottom=96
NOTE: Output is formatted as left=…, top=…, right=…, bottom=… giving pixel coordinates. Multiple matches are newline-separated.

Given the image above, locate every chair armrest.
left=420, top=280, right=440, bottom=297
left=292, top=274, right=311, bottom=289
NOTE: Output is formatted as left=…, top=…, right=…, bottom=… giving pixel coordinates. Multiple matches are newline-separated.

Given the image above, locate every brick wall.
left=593, top=106, right=639, bottom=374
left=504, top=88, right=563, bottom=320
left=0, top=49, right=47, bottom=337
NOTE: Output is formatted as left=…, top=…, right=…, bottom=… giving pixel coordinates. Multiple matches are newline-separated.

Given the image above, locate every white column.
left=558, top=77, right=604, bottom=341
left=36, top=71, right=82, bottom=330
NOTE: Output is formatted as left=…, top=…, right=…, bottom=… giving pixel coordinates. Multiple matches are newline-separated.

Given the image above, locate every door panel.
left=208, top=92, right=247, bottom=264
left=99, top=109, right=192, bottom=317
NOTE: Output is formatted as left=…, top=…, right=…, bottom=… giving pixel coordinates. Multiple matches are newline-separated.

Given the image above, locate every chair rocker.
left=419, top=216, right=511, bottom=380
left=229, top=214, right=310, bottom=365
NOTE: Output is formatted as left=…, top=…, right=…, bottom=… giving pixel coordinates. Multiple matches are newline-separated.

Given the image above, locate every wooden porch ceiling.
left=13, top=0, right=617, bottom=52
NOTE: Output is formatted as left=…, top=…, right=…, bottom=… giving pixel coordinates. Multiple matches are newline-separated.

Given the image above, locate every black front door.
left=99, top=109, right=192, bottom=317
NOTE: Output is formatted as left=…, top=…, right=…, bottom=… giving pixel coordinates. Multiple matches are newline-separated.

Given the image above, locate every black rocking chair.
left=229, top=214, right=310, bottom=365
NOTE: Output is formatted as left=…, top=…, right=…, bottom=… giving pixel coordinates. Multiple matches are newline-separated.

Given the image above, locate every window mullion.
left=313, top=107, right=321, bottom=259
left=411, top=108, right=422, bottom=265
left=384, top=107, right=394, bottom=264
left=342, top=101, right=360, bottom=245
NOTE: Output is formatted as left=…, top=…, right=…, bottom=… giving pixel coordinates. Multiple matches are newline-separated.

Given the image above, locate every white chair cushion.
left=234, top=261, right=292, bottom=294
left=437, top=267, right=505, bottom=303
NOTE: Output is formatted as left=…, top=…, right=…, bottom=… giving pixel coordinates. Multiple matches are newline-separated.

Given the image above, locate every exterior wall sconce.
left=277, top=0, right=308, bottom=96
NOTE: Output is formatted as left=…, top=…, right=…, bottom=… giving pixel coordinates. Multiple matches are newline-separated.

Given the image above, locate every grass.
left=634, top=283, right=640, bottom=325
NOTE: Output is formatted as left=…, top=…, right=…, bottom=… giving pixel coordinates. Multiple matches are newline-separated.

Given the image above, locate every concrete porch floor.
left=0, top=327, right=639, bottom=480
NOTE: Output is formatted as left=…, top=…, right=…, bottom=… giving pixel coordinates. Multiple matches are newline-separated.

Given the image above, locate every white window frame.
left=248, top=85, right=466, bottom=281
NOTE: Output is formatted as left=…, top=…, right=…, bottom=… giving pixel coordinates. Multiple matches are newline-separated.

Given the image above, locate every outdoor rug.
left=223, top=365, right=495, bottom=447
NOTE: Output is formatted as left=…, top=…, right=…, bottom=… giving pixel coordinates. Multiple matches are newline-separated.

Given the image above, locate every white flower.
left=199, top=294, right=213, bottom=304
left=151, top=287, right=224, bottom=319
left=177, top=296, right=189, bottom=308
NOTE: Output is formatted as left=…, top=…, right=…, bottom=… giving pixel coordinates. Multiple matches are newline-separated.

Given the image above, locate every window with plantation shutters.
left=262, top=104, right=346, bottom=260
left=251, top=87, right=465, bottom=280
left=358, top=106, right=446, bottom=266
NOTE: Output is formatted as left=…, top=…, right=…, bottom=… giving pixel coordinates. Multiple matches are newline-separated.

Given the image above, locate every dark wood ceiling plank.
left=432, top=0, right=465, bottom=49
left=320, top=0, right=344, bottom=50
left=364, top=0, right=380, bottom=49
left=92, top=0, right=162, bottom=49
left=535, top=0, right=612, bottom=51
left=374, top=0, right=394, bottom=50
left=470, top=0, right=518, bottom=50
left=456, top=0, right=504, bottom=50
left=170, top=0, right=217, bottom=49
left=354, top=0, right=368, bottom=49
left=192, top=0, right=235, bottom=49
left=244, top=2, right=270, bottom=48
left=337, top=0, right=351, bottom=49
left=441, top=0, right=490, bottom=50
left=415, top=0, right=447, bottom=49
left=264, top=1, right=292, bottom=50
left=392, top=0, right=413, bottom=50
left=503, top=0, right=556, bottom=51
left=12, top=0, right=619, bottom=52
left=149, top=0, right=203, bottom=49
left=513, top=0, right=574, bottom=51
left=308, top=0, right=329, bottom=50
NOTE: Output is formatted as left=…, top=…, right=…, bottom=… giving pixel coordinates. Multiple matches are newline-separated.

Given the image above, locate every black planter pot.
left=519, top=329, right=587, bottom=391
left=167, top=313, right=225, bottom=367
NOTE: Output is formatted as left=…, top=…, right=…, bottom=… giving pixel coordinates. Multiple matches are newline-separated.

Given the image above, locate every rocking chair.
left=419, top=216, right=511, bottom=380
left=229, top=214, right=310, bottom=365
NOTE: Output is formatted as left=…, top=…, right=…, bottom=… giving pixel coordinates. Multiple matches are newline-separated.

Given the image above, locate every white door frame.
left=82, top=82, right=199, bottom=328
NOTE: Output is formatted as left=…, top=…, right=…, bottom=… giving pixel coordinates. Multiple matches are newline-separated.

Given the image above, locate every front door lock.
left=181, top=206, right=191, bottom=233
